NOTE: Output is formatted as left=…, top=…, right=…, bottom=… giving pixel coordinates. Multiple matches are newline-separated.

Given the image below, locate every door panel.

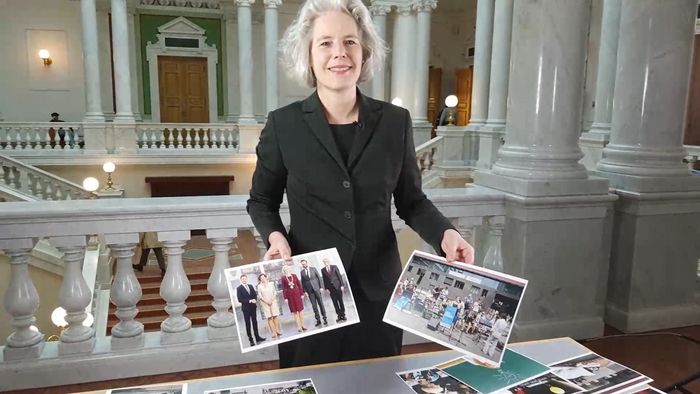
left=158, top=56, right=209, bottom=123
left=455, top=67, right=473, bottom=126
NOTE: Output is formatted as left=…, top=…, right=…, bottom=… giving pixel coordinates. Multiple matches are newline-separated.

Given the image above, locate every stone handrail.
left=0, top=122, right=84, bottom=153
left=415, top=135, right=443, bottom=175
left=0, top=154, right=95, bottom=200
left=136, top=123, right=239, bottom=151
left=0, top=188, right=505, bottom=391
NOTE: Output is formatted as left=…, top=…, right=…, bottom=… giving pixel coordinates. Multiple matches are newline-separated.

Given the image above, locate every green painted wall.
left=139, top=15, right=224, bottom=117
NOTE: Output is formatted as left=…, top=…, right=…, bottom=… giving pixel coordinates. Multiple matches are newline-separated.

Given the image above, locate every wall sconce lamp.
left=102, top=161, right=116, bottom=190
left=445, top=95, right=459, bottom=126
left=391, top=97, right=403, bottom=108
left=38, top=49, right=52, bottom=66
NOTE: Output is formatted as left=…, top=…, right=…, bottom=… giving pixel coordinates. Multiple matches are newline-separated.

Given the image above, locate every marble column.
left=237, top=0, right=257, bottom=125
left=110, top=0, right=135, bottom=123
left=482, top=0, right=513, bottom=131
left=264, top=0, right=281, bottom=115
left=596, top=0, right=700, bottom=333
left=466, top=0, right=494, bottom=129
left=80, top=0, right=105, bottom=122
left=223, top=3, right=237, bottom=122
left=580, top=0, right=622, bottom=170
left=127, top=1, right=142, bottom=121
left=390, top=4, right=416, bottom=112
left=412, top=0, right=437, bottom=124
left=369, top=3, right=390, bottom=101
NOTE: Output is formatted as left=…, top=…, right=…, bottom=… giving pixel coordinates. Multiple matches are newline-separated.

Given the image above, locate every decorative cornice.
left=263, top=0, right=282, bottom=8
left=396, top=3, right=413, bottom=14
left=235, top=0, right=254, bottom=6
left=139, top=0, right=221, bottom=9
left=368, top=4, right=391, bottom=16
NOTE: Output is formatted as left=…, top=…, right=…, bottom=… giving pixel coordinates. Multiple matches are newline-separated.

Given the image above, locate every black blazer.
left=247, top=90, right=453, bottom=301
left=300, top=266, right=323, bottom=293
left=236, top=283, right=257, bottom=312
left=322, top=264, right=344, bottom=290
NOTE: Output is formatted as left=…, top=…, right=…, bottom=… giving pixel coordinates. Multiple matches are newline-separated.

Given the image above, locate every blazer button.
left=344, top=211, right=352, bottom=219
left=342, top=180, right=351, bottom=189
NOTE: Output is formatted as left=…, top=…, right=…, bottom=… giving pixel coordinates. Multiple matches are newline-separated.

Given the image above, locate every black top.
left=329, top=123, right=357, bottom=165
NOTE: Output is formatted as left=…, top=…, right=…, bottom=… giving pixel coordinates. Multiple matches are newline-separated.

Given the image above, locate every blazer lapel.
left=347, top=91, right=383, bottom=171
left=302, top=92, right=349, bottom=176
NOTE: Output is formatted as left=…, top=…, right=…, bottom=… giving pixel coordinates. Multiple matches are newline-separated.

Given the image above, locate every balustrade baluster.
left=8, top=128, right=17, bottom=150
left=1, top=240, right=45, bottom=361
left=16, top=168, right=31, bottom=194
left=43, top=180, right=54, bottom=201
left=107, top=234, right=145, bottom=349
left=227, top=129, right=235, bottom=149
left=32, top=127, right=41, bottom=150
left=194, top=128, right=201, bottom=149
left=51, top=236, right=96, bottom=354
left=176, top=128, right=184, bottom=149
left=482, top=216, right=505, bottom=272
left=202, top=128, right=211, bottom=149
left=159, top=231, right=193, bottom=344
left=140, top=129, right=148, bottom=148
left=45, top=127, right=53, bottom=150
left=185, top=128, right=193, bottom=149
left=206, top=229, right=237, bottom=339
left=2, top=165, right=11, bottom=186
left=210, top=129, right=218, bottom=149
left=166, top=128, right=175, bottom=149
left=54, top=184, right=64, bottom=200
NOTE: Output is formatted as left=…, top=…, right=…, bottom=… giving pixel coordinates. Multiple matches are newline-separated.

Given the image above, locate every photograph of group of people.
left=204, top=379, right=316, bottom=394
left=384, top=250, right=528, bottom=367
left=225, top=248, right=359, bottom=353
left=397, top=368, right=477, bottom=394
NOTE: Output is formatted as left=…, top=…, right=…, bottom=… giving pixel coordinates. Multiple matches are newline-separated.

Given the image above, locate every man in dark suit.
left=236, top=274, right=265, bottom=346
left=300, top=259, right=327, bottom=327
left=321, top=257, right=346, bottom=322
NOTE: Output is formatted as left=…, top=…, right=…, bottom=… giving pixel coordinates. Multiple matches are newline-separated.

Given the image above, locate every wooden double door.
left=158, top=56, right=209, bottom=123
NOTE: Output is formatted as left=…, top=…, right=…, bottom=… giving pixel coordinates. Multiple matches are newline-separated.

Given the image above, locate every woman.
left=256, top=273, right=282, bottom=338
left=280, top=265, right=306, bottom=332
left=247, top=0, right=474, bottom=367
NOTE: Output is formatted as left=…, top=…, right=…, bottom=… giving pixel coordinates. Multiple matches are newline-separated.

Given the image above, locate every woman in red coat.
left=281, top=265, right=306, bottom=332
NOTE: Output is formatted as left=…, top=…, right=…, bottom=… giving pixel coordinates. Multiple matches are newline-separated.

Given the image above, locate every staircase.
left=0, top=154, right=94, bottom=201
left=107, top=270, right=215, bottom=333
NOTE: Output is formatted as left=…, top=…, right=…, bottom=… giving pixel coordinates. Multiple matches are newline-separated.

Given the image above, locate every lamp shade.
left=445, top=95, right=458, bottom=108
left=38, top=49, right=50, bottom=59
left=82, top=177, right=99, bottom=192
left=391, top=97, right=403, bottom=107
left=102, top=161, right=115, bottom=173
left=51, top=307, right=67, bottom=328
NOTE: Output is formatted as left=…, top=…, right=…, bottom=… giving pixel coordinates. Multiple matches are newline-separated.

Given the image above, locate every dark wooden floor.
left=16, top=325, right=699, bottom=394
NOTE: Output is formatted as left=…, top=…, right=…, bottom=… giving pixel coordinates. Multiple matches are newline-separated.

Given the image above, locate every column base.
left=3, top=341, right=45, bottom=361
left=511, top=316, right=605, bottom=341
left=160, top=329, right=194, bottom=345
left=207, top=326, right=236, bottom=340
left=476, top=127, right=504, bottom=169
left=111, top=334, right=145, bottom=350
left=113, top=114, right=136, bottom=123
left=475, top=171, right=609, bottom=197
left=238, top=116, right=258, bottom=125
left=226, top=114, right=239, bottom=123
left=58, top=337, right=96, bottom=355
left=579, top=132, right=610, bottom=172
left=605, top=303, right=700, bottom=333
left=594, top=171, right=700, bottom=193
left=82, top=114, right=106, bottom=123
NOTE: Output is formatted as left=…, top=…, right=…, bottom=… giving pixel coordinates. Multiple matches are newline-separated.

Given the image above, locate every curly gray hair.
left=279, top=0, right=387, bottom=88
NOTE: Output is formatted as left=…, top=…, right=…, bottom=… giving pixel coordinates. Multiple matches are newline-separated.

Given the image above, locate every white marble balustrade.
left=0, top=123, right=84, bottom=152
left=0, top=189, right=505, bottom=391
left=0, top=154, right=94, bottom=201
left=136, top=124, right=239, bottom=151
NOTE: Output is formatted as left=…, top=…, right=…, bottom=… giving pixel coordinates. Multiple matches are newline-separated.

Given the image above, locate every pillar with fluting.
left=223, top=3, right=237, bottom=122
left=110, top=0, right=134, bottom=123
left=412, top=0, right=437, bottom=124
left=80, top=0, right=105, bottom=122
left=236, top=0, right=257, bottom=124
left=127, top=0, right=142, bottom=121
left=466, top=0, right=494, bottom=129
left=596, top=0, right=700, bottom=333
left=482, top=0, right=513, bottom=131
left=579, top=0, right=622, bottom=170
left=390, top=4, right=416, bottom=112
left=369, top=3, right=390, bottom=101
left=264, top=0, right=282, bottom=115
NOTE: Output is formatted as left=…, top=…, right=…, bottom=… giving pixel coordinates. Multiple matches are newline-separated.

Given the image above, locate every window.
left=444, top=277, right=454, bottom=286
left=165, top=37, right=199, bottom=48
left=429, top=272, right=440, bottom=281
left=417, top=268, right=425, bottom=276
left=454, top=280, right=465, bottom=290
left=407, top=265, right=413, bottom=272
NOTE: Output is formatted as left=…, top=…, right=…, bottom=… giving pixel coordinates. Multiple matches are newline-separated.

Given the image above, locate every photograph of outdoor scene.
left=225, top=248, right=359, bottom=353
left=384, top=250, right=527, bottom=367
left=108, top=383, right=186, bottom=394
left=204, top=379, right=316, bottom=394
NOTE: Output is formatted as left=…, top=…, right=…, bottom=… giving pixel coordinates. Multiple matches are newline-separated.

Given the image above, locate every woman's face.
left=260, top=274, right=268, bottom=283
left=309, top=11, right=363, bottom=94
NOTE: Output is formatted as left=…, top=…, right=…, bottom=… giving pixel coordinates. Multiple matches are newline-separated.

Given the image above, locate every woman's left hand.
left=441, top=229, right=474, bottom=264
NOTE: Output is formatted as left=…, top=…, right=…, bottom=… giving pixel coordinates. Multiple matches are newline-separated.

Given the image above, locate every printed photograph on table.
left=397, top=367, right=478, bottom=394
left=107, top=383, right=187, bottom=394
left=500, top=372, right=584, bottom=394
left=549, top=352, right=652, bottom=394
left=383, top=250, right=528, bottom=367
left=629, top=388, right=666, bottom=394
left=224, top=247, right=359, bottom=353
left=436, top=349, right=549, bottom=394
left=204, top=378, right=317, bottom=394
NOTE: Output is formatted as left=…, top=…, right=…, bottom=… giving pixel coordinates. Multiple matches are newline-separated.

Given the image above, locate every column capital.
left=413, top=0, right=437, bottom=12
left=369, top=4, right=392, bottom=16
left=396, top=3, right=413, bottom=15
left=236, top=0, right=254, bottom=6
left=263, top=0, right=281, bottom=8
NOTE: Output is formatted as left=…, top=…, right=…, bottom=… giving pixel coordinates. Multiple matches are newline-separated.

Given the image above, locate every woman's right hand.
left=264, top=231, right=292, bottom=261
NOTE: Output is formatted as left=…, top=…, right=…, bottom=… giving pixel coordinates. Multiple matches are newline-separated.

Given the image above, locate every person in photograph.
left=482, top=312, right=509, bottom=357
left=299, top=258, right=328, bottom=326
left=281, top=265, right=307, bottom=332
left=256, top=273, right=282, bottom=338
left=321, top=257, right=346, bottom=322
left=236, top=274, right=266, bottom=347
left=246, top=0, right=474, bottom=368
